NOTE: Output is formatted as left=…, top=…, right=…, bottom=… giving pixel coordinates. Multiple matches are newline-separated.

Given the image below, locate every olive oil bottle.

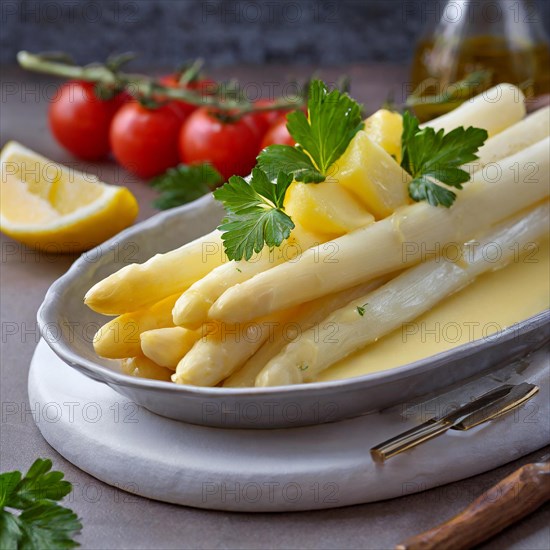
left=410, top=0, right=550, bottom=121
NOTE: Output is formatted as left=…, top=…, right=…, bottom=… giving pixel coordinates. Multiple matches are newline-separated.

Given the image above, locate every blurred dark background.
left=2, top=0, right=548, bottom=68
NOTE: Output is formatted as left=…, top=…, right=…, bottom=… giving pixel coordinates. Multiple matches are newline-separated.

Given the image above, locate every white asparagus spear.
left=421, top=83, right=525, bottom=137
left=172, top=222, right=324, bottom=328
left=210, top=138, right=550, bottom=323
left=93, top=293, right=179, bottom=359
left=223, top=276, right=390, bottom=387
left=140, top=327, right=200, bottom=369
left=256, top=202, right=549, bottom=386
left=85, top=230, right=225, bottom=314
left=121, top=355, right=173, bottom=381
left=172, top=309, right=293, bottom=387
left=468, top=106, right=550, bottom=173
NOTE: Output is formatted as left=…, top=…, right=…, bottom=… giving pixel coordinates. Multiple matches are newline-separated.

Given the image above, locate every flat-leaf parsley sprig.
left=214, top=79, right=364, bottom=260
left=151, top=163, right=222, bottom=210
left=213, top=169, right=294, bottom=261
left=0, top=458, right=82, bottom=549
left=258, top=80, right=364, bottom=183
left=401, top=111, right=488, bottom=207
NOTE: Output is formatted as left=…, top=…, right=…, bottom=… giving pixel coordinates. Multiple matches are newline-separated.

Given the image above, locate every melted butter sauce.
left=318, top=237, right=549, bottom=381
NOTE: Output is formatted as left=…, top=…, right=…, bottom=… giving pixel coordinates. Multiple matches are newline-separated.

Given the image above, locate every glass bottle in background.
left=410, top=0, right=550, bottom=121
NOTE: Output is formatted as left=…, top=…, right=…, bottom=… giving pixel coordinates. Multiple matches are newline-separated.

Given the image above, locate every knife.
left=371, top=382, right=539, bottom=463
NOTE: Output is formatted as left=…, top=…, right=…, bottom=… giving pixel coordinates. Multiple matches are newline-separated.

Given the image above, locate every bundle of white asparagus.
left=85, top=84, right=550, bottom=387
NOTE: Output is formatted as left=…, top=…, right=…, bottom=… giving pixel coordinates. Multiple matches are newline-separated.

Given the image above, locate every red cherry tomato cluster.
left=48, top=78, right=297, bottom=181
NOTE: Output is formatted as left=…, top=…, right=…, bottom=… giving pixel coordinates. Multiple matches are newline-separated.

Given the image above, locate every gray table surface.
left=1, top=66, right=549, bottom=550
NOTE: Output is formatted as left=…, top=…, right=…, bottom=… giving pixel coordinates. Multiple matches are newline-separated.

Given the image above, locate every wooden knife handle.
left=396, top=461, right=550, bottom=550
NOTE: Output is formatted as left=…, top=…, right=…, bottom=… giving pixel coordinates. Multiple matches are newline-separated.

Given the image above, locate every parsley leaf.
left=215, top=79, right=364, bottom=259
left=151, top=164, right=222, bottom=210
left=258, top=80, right=364, bottom=183
left=213, top=168, right=295, bottom=261
left=401, top=111, right=488, bottom=207
left=356, top=303, right=369, bottom=316
left=0, top=458, right=82, bottom=549
left=257, top=145, right=325, bottom=183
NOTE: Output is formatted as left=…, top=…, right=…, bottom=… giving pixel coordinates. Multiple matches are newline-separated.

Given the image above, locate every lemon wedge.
left=0, top=141, right=138, bottom=252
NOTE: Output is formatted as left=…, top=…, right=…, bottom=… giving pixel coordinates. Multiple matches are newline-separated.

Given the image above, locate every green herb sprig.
left=214, top=80, right=363, bottom=260
left=401, top=112, right=488, bottom=207
left=0, top=458, right=82, bottom=549
left=213, top=169, right=295, bottom=261
left=151, top=164, right=222, bottom=210
left=258, top=80, right=364, bottom=183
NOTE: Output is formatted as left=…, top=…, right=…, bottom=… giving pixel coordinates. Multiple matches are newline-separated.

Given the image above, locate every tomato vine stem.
left=17, top=50, right=306, bottom=118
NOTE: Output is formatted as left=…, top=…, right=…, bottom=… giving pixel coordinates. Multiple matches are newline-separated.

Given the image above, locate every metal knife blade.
left=435, top=383, right=517, bottom=425
left=453, top=382, right=539, bottom=430
left=371, top=382, right=539, bottom=463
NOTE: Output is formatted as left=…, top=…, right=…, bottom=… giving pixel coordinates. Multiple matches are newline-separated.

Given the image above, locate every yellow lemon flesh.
left=0, top=141, right=138, bottom=252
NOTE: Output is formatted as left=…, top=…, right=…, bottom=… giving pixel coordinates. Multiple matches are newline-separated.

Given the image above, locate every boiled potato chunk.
left=284, top=180, right=374, bottom=237
left=333, top=131, right=411, bottom=219
left=364, top=109, right=403, bottom=163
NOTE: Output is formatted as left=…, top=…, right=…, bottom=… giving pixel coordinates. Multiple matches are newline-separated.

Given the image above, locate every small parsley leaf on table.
left=401, top=111, right=488, bottom=207
left=258, top=79, right=364, bottom=183
left=151, top=163, right=222, bottom=210
left=0, top=458, right=82, bottom=549
left=213, top=168, right=295, bottom=261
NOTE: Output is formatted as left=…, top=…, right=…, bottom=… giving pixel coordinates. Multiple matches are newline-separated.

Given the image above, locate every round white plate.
left=29, top=339, right=550, bottom=511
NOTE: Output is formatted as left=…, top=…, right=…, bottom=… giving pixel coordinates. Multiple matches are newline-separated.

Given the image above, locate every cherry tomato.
left=48, top=80, right=128, bottom=160
left=252, top=99, right=306, bottom=136
left=159, top=74, right=217, bottom=121
left=110, top=101, right=183, bottom=179
left=179, top=108, right=261, bottom=180
left=261, top=118, right=296, bottom=148
left=241, top=113, right=269, bottom=146
left=251, top=99, right=295, bottom=137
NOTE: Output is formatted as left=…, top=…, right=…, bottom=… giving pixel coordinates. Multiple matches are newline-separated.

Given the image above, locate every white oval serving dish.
left=37, top=194, right=550, bottom=428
